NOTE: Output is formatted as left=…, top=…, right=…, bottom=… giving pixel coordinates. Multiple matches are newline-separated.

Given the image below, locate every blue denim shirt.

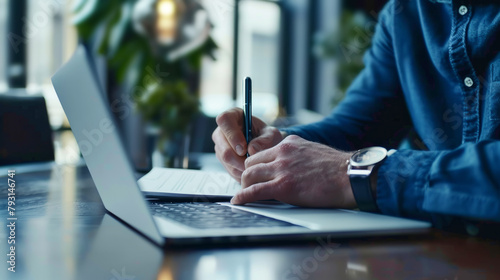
left=284, top=0, right=500, bottom=228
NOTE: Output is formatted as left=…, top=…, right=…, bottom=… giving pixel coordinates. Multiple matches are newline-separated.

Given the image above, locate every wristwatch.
left=347, top=147, right=395, bottom=212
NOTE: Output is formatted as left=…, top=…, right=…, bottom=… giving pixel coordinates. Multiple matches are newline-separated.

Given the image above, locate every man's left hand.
left=231, top=135, right=357, bottom=208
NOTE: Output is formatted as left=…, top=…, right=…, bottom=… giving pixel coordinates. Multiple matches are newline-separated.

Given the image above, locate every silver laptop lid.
left=52, top=45, right=163, bottom=245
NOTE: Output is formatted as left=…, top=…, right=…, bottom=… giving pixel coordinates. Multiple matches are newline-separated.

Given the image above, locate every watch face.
left=350, top=147, right=387, bottom=167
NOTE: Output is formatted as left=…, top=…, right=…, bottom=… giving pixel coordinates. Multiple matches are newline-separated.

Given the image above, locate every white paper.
left=138, top=167, right=241, bottom=197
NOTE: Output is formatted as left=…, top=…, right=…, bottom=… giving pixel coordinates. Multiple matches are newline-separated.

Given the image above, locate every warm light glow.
left=156, top=0, right=177, bottom=44
left=158, top=0, right=175, bottom=16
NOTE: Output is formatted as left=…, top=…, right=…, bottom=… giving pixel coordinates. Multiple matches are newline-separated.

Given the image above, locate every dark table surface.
left=1, top=159, right=500, bottom=280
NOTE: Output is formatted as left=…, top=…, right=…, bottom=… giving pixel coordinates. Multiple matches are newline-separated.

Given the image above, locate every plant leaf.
left=108, top=2, right=134, bottom=57
left=72, top=0, right=88, bottom=13
left=97, top=2, right=122, bottom=55
left=72, top=0, right=100, bottom=25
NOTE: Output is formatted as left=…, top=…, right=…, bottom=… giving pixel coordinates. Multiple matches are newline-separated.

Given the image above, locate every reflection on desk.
left=0, top=161, right=499, bottom=280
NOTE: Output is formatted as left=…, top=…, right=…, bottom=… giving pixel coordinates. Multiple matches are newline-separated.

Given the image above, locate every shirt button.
left=459, top=5, right=468, bottom=15
left=464, top=77, right=474, bottom=87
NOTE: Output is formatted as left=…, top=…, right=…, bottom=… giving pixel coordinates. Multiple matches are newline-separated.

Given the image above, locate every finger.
left=247, top=118, right=267, bottom=154
left=212, top=127, right=246, bottom=169
left=214, top=142, right=245, bottom=177
left=215, top=108, right=247, bottom=156
left=231, top=180, right=278, bottom=205
left=214, top=144, right=244, bottom=175
left=244, top=147, right=276, bottom=169
left=248, top=123, right=284, bottom=155
left=248, top=131, right=277, bottom=155
left=214, top=150, right=243, bottom=183
left=240, top=162, right=275, bottom=189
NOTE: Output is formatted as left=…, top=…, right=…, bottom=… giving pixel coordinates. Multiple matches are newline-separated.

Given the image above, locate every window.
left=199, top=0, right=282, bottom=123
left=0, top=0, right=77, bottom=129
left=0, top=0, right=79, bottom=164
left=237, top=0, right=281, bottom=122
left=199, top=0, right=236, bottom=117
left=26, top=0, right=77, bottom=129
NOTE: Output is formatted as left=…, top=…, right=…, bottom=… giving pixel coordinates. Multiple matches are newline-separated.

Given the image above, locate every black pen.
left=243, top=77, right=252, bottom=157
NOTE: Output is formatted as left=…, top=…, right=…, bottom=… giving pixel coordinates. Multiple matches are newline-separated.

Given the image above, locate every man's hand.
left=231, top=135, right=357, bottom=209
left=212, top=108, right=284, bottom=183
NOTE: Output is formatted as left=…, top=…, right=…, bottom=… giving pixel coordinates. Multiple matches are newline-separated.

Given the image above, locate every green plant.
left=73, top=0, right=217, bottom=139
left=313, top=10, right=374, bottom=107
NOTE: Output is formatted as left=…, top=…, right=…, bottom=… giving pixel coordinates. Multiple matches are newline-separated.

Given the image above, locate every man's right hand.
left=212, top=108, right=284, bottom=183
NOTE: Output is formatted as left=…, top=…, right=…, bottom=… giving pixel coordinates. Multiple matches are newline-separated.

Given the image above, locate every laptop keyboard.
left=149, top=202, right=300, bottom=229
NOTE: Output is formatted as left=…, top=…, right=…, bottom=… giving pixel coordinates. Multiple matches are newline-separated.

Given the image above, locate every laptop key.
left=150, top=202, right=301, bottom=229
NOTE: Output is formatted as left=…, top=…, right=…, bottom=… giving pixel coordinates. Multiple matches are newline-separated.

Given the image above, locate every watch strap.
left=349, top=174, right=379, bottom=212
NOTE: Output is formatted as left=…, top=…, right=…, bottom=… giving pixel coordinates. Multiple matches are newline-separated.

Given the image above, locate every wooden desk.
left=1, top=162, right=499, bottom=280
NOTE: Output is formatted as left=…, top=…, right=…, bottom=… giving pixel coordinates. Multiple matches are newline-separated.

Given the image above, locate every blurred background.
left=0, top=0, right=387, bottom=170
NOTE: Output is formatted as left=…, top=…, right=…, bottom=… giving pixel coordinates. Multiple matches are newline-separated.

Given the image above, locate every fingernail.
left=230, top=197, right=238, bottom=204
left=251, top=143, right=261, bottom=152
left=236, top=145, right=244, bottom=156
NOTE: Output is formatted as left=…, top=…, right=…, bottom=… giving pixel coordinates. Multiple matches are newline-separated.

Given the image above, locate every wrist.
left=370, top=165, right=380, bottom=199
left=341, top=152, right=357, bottom=208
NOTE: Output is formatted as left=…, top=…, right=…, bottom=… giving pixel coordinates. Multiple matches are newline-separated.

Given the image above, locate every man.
left=212, top=0, right=500, bottom=230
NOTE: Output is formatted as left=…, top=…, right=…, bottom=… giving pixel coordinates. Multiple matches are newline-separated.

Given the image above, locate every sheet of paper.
left=138, top=167, right=241, bottom=197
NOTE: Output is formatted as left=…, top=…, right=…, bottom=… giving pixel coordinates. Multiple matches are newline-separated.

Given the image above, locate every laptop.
left=51, top=45, right=430, bottom=247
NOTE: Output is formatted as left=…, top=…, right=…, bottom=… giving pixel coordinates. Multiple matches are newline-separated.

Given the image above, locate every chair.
left=189, top=113, right=217, bottom=153
left=0, top=94, right=54, bottom=165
